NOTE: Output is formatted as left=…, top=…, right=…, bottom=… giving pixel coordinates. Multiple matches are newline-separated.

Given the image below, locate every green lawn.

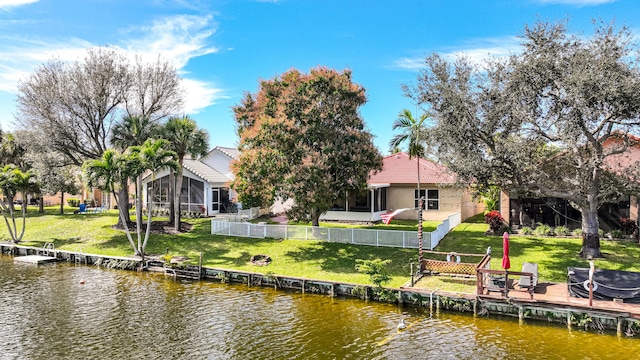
left=3, top=207, right=417, bottom=287
left=434, top=214, right=640, bottom=283
left=3, top=208, right=639, bottom=288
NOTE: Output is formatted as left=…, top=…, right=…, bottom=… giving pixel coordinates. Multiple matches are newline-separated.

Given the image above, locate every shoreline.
left=3, top=242, right=639, bottom=337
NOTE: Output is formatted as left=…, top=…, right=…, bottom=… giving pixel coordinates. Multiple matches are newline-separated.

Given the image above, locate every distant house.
left=319, top=152, right=484, bottom=222
left=141, top=146, right=239, bottom=216
left=499, top=133, right=640, bottom=230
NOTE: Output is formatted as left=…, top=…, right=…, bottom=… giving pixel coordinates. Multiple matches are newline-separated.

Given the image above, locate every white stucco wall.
left=201, top=150, right=234, bottom=179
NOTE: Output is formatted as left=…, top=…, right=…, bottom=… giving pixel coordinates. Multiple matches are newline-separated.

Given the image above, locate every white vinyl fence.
left=211, top=212, right=461, bottom=250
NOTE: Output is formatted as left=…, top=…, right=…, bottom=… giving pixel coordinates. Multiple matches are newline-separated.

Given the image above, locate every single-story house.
left=142, top=146, right=239, bottom=216
left=319, top=152, right=485, bottom=222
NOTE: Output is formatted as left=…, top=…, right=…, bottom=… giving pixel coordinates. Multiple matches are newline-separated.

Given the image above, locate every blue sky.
left=0, top=0, right=637, bottom=154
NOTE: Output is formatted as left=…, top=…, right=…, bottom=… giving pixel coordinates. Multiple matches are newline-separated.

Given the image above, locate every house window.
left=415, top=189, right=439, bottom=210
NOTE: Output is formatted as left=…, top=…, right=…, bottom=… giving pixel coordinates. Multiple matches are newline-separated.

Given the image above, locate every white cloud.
left=0, top=14, right=223, bottom=114
left=0, top=37, right=93, bottom=92
left=0, top=0, right=38, bottom=9
left=181, top=78, right=227, bottom=114
left=535, top=0, right=615, bottom=5
left=391, top=36, right=522, bottom=70
left=120, top=14, right=218, bottom=68
left=391, top=57, right=425, bottom=70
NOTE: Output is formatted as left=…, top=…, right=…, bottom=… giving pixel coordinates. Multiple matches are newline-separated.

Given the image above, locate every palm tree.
left=129, top=139, right=177, bottom=254
left=0, top=166, right=36, bottom=243
left=109, top=115, right=161, bottom=227
left=161, top=116, right=209, bottom=232
left=84, top=149, right=138, bottom=253
left=389, top=109, right=430, bottom=270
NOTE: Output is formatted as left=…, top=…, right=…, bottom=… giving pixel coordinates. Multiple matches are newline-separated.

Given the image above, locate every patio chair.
left=518, top=262, right=538, bottom=288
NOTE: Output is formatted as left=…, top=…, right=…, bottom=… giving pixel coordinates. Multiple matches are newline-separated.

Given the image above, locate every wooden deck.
left=14, top=255, right=58, bottom=265
left=480, top=280, right=640, bottom=318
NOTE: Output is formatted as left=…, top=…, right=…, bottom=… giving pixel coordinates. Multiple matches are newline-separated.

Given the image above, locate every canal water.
left=1, top=256, right=638, bottom=359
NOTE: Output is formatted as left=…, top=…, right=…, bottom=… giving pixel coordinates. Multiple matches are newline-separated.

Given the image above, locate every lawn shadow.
left=284, top=241, right=415, bottom=276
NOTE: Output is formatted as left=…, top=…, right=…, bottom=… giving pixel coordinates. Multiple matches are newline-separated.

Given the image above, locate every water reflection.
left=1, top=256, right=637, bottom=359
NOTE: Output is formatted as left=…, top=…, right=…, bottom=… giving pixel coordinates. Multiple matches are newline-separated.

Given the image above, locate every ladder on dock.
left=40, top=242, right=56, bottom=257
left=73, top=246, right=87, bottom=264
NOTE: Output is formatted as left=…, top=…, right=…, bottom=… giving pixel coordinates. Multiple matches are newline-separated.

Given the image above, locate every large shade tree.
left=161, top=116, right=209, bottom=232
left=232, top=67, right=383, bottom=226
left=17, top=47, right=183, bottom=228
left=406, top=21, right=640, bottom=258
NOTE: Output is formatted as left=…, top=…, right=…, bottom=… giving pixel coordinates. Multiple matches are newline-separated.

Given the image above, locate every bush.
left=520, top=226, right=533, bottom=235
left=610, top=229, right=624, bottom=239
left=534, top=223, right=552, bottom=236
left=598, top=228, right=605, bottom=238
left=355, top=258, right=391, bottom=287
left=67, top=198, right=80, bottom=207
left=573, top=228, right=583, bottom=237
left=620, top=217, right=638, bottom=236
left=554, top=226, right=571, bottom=236
left=484, top=210, right=506, bottom=233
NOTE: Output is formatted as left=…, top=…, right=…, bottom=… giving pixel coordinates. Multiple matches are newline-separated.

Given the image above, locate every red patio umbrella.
left=502, top=232, right=511, bottom=270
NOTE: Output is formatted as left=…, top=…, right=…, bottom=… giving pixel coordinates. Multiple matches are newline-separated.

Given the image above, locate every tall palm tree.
left=389, top=109, right=430, bottom=270
left=109, top=115, right=161, bottom=227
left=161, top=116, right=209, bottom=232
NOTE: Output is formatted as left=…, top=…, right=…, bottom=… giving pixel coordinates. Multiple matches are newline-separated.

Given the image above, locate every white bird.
left=397, top=318, right=406, bottom=330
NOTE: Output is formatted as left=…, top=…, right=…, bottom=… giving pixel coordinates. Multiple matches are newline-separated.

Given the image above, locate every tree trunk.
left=174, top=167, right=183, bottom=232
left=115, top=182, right=131, bottom=228
left=168, top=172, right=175, bottom=223
left=38, top=196, right=44, bottom=213
left=579, top=203, right=603, bottom=258
left=311, top=208, right=320, bottom=227
left=59, top=193, right=64, bottom=214
left=135, top=175, right=144, bottom=254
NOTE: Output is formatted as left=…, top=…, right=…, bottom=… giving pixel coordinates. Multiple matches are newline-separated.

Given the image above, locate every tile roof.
left=368, top=152, right=456, bottom=185
left=211, top=146, right=240, bottom=160
left=183, top=158, right=231, bottom=184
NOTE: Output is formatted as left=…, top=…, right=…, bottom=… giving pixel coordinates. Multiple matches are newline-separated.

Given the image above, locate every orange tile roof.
left=368, top=152, right=456, bottom=185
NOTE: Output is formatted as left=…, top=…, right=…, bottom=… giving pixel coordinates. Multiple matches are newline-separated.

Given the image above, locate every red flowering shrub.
left=484, top=210, right=506, bottom=233
left=620, top=217, right=638, bottom=236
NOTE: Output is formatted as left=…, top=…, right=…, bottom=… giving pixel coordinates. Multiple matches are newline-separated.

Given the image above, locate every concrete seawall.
left=2, top=242, right=638, bottom=337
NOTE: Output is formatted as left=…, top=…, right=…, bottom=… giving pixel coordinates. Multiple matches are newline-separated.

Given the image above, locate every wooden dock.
left=14, top=255, right=58, bottom=265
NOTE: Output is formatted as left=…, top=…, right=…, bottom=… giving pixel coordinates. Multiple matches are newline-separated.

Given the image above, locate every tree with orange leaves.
left=232, top=67, right=382, bottom=226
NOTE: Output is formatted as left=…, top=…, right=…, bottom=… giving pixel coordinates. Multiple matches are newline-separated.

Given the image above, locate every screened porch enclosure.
left=146, top=174, right=230, bottom=216
left=320, top=185, right=389, bottom=222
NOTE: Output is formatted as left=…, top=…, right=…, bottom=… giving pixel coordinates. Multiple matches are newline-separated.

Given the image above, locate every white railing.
left=211, top=212, right=461, bottom=249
